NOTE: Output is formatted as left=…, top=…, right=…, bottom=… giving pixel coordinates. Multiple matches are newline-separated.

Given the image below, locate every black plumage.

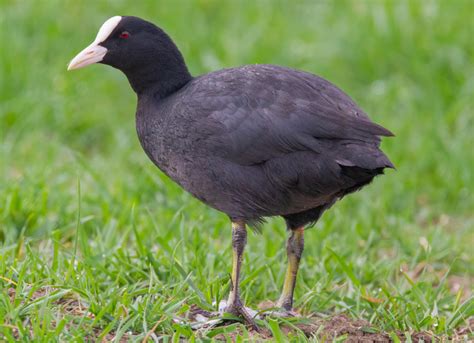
left=136, top=64, right=393, bottom=228
left=69, top=16, right=393, bottom=326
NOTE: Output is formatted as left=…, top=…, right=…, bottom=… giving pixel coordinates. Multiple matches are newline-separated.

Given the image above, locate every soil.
left=188, top=303, right=472, bottom=342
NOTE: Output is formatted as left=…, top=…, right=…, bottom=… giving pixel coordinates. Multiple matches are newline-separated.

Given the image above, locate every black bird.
left=68, top=16, right=394, bottom=328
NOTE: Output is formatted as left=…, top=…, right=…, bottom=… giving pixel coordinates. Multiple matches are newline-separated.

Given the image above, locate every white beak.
left=67, top=16, right=122, bottom=71
left=67, top=44, right=108, bottom=70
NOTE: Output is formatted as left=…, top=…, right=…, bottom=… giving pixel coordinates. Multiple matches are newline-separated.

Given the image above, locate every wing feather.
left=179, top=65, right=393, bottom=167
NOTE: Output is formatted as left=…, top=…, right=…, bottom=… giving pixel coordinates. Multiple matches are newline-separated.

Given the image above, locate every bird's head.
left=68, top=16, right=191, bottom=95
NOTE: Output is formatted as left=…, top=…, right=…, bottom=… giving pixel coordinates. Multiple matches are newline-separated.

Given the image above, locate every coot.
left=68, top=16, right=393, bottom=328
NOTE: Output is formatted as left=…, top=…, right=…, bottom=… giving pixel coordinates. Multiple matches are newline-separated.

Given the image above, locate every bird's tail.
left=335, top=143, right=394, bottom=170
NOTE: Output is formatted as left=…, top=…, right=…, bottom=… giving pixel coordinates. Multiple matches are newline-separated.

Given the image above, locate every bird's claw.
left=219, top=300, right=260, bottom=331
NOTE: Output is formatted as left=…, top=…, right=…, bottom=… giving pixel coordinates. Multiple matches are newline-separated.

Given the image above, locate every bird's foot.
left=258, top=300, right=300, bottom=318
left=219, top=300, right=260, bottom=331
left=265, top=308, right=300, bottom=318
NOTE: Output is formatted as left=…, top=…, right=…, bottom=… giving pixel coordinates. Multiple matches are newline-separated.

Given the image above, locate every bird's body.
left=68, top=16, right=394, bottom=328
left=136, top=64, right=392, bottom=226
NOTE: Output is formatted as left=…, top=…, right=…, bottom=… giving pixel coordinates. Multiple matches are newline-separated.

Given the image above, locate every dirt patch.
left=292, top=315, right=395, bottom=342
left=187, top=303, right=472, bottom=342
left=206, top=314, right=435, bottom=342
left=283, top=315, right=472, bottom=342
left=254, top=302, right=397, bottom=341
left=286, top=315, right=436, bottom=342
left=256, top=314, right=471, bottom=342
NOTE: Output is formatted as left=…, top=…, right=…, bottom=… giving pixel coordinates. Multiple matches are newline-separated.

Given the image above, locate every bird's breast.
left=135, top=103, right=199, bottom=187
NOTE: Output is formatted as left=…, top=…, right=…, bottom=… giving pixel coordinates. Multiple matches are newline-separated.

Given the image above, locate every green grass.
left=1, top=0, right=473, bottom=341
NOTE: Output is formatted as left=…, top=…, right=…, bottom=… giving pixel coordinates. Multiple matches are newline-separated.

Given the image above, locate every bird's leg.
left=276, top=227, right=304, bottom=312
left=224, top=221, right=259, bottom=330
left=226, top=221, right=246, bottom=308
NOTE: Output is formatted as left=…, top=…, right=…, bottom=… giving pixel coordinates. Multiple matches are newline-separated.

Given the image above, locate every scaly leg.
left=276, top=227, right=304, bottom=311
left=224, top=221, right=259, bottom=330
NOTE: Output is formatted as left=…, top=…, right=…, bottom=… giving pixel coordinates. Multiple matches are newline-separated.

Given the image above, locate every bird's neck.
left=125, top=61, right=192, bottom=99
left=124, top=48, right=192, bottom=98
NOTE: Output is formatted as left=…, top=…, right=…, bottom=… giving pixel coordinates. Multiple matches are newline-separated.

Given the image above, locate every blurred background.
left=0, top=0, right=473, bottom=339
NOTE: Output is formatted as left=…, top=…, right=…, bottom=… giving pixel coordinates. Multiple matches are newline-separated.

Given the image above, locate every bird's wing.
left=180, top=65, right=393, bottom=166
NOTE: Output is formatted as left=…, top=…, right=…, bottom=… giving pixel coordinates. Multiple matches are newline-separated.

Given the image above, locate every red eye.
left=119, top=31, right=130, bottom=39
